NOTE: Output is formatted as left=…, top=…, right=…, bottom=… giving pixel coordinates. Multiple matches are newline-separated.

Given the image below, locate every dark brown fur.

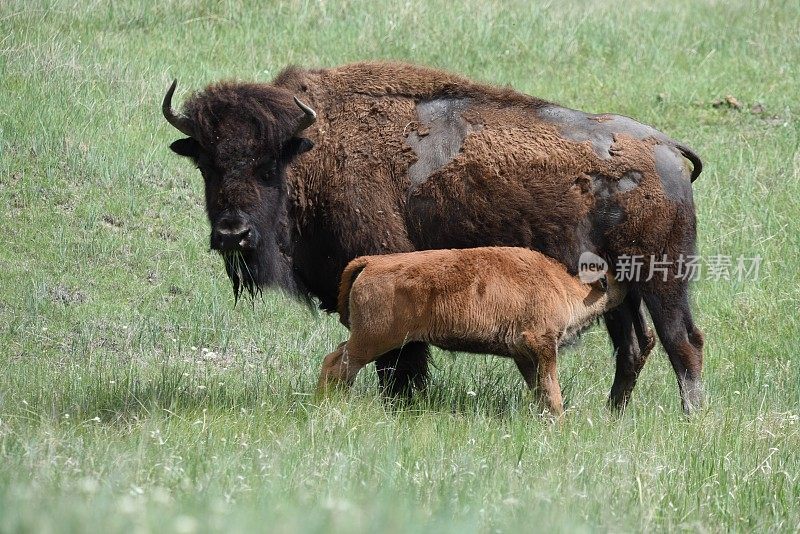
left=165, top=61, right=704, bottom=413
left=320, top=247, right=627, bottom=416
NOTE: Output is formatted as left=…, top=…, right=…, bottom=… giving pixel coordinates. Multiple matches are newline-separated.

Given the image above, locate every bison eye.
left=253, top=157, right=277, bottom=179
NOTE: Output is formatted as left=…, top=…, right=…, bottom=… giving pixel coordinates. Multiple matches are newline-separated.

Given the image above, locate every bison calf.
left=318, top=247, right=626, bottom=415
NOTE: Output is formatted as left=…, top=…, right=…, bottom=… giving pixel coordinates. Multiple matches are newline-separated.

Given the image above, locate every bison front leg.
left=374, top=342, right=430, bottom=399
left=605, top=291, right=656, bottom=410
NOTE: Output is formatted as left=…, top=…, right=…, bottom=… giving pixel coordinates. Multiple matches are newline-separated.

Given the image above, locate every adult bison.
left=162, top=61, right=704, bottom=413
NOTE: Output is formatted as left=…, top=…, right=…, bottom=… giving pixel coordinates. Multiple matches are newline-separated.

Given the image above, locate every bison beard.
left=219, top=215, right=310, bottom=304
left=222, top=250, right=261, bottom=301
left=221, top=248, right=307, bottom=304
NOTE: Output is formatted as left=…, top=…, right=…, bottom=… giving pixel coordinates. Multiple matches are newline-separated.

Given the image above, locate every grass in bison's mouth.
left=221, top=250, right=261, bottom=301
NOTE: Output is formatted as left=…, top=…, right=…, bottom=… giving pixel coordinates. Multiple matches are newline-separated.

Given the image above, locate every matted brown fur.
left=165, top=60, right=704, bottom=413
left=319, top=247, right=627, bottom=415
left=278, top=63, right=691, bottom=275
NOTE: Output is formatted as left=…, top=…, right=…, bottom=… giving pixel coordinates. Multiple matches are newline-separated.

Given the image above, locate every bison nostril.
left=216, top=216, right=250, bottom=235
left=219, top=226, right=250, bottom=238
left=236, top=228, right=252, bottom=245
left=212, top=218, right=254, bottom=251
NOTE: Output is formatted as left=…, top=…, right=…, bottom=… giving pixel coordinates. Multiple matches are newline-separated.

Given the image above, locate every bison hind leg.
left=642, top=284, right=704, bottom=414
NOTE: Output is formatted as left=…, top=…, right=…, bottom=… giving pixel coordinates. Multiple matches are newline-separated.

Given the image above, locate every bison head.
left=163, top=80, right=316, bottom=300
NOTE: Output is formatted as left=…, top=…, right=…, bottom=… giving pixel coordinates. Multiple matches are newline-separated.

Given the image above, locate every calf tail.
left=337, top=257, right=370, bottom=328
left=675, top=143, right=703, bottom=182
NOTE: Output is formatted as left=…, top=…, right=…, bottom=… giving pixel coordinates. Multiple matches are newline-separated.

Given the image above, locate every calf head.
left=163, top=80, right=315, bottom=299
left=590, top=273, right=627, bottom=311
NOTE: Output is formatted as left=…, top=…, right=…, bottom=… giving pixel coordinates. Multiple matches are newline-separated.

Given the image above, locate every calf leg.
left=606, top=291, right=656, bottom=410
left=642, top=285, right=705, bottom=414
left=318, top=340, right=372, bottom=392
left=519, top=331, right=563, bottom=416
left=374, top=342, right=430, bottom=399
left=513, top=354, right=538, bottom=390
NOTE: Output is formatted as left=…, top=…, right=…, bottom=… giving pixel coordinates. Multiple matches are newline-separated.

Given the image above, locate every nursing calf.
left=318, top=247, right=626, bottom=415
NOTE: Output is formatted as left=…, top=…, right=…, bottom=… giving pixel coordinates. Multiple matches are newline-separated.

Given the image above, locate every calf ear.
left=169, top=138, right=200, bottom=158
left=281, top=137, right=314, bottom=161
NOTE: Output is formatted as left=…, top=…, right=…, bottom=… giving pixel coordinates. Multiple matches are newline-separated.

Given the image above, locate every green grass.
left=1, top=0, right=799, bottom=531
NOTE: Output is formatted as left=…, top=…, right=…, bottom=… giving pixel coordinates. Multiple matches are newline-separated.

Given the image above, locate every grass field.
left=1, top=0, right=799, bottom=531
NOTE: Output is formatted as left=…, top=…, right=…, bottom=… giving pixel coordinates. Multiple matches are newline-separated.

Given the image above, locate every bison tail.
left=675, top=144, right=703, bottom=182
left=337, top=257, right=370, bottom=328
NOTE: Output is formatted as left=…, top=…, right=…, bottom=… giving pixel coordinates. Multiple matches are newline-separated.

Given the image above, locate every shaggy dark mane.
left=182, top=82, right=301, bottom=161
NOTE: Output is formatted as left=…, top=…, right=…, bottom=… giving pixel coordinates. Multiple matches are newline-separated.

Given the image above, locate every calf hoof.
left=535, top=405, right=564, bottom=423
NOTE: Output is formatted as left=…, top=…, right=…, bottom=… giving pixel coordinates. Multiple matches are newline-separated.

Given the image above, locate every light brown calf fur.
left=318, top=247, right=626, bottom=415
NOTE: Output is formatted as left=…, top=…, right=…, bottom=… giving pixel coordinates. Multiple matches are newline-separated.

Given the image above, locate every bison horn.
left=162, top=79, right=195, bottom=138
left=293, top=97, right=317, bottom=133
